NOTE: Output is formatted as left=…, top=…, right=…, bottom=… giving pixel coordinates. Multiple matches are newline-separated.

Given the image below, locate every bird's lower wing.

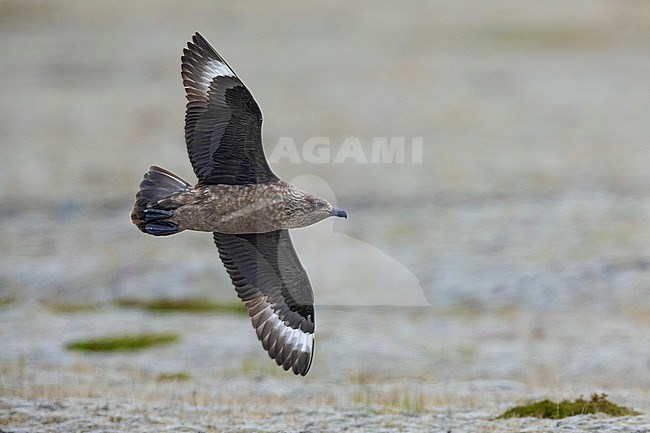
left=213, top=230, right=315, bottom=376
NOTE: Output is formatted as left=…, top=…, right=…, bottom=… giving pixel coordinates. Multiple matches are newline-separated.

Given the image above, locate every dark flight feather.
left=182, top=32, right=277, bottom=185
left=213, top=230, right=315, bottom=376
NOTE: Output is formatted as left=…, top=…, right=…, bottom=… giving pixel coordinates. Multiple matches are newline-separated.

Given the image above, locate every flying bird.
left=131, top=33, right=347, bottom=376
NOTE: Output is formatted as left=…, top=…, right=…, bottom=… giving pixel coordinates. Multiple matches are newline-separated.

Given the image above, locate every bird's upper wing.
left=213, top=230, right=315, bottom=376
left=182, top=33, right=277, bottom=185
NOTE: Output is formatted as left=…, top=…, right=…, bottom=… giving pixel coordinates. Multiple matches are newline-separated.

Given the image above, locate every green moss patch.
left=499, top=393, right=640, bottom=419
left=0, top=297, right=15, bottom=309
left=116, top=298, right=247, bottom=314
left=66, top=333, right=179, bottom=352
left=42, top=302, right=100, bottom=313
left=155, top=372, right=191, bottom=382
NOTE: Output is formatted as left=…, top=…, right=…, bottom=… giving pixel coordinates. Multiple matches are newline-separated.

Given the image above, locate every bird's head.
left=286, top=188, right=348, bottom=228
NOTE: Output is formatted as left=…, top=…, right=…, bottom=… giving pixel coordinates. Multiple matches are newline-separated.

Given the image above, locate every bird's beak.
left=330, top=207, right=348, bottom=219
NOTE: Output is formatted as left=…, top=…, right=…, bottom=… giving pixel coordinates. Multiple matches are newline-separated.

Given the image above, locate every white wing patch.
left=249, top=298, right=314, bottom=374
left=189, top=58, right=236, bottom=97
left=182, top=34, right=237, bottom=104
left=204, top=58, right=235, bottom=81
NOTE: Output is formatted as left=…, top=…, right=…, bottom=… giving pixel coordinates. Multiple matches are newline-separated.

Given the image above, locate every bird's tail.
left=131, top=166, right=191, bottom=236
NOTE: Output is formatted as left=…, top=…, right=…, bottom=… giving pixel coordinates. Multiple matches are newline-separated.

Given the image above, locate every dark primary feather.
left=213, top=230, right=315, bottom=376
left=182, top=32, right=277, bottom=185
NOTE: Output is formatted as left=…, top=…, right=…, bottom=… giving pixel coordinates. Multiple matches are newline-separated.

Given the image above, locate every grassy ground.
left=1, top=304, right=649, bottom=431
left=1, top=1, right=649, bottom=431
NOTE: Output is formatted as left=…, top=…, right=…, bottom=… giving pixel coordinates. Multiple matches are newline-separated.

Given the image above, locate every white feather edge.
left=200, top=59, right=235, bottom=86
left=184, top=57, right=236, bottom=100
left=254, top=303, right=313, bottom=358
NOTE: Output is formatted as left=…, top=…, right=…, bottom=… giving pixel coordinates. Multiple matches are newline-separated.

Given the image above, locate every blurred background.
left=1, top=0, right=649, bottom=424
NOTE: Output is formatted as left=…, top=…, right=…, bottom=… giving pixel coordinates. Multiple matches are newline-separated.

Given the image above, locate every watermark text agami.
left=269, top=137, right=423, bottom=164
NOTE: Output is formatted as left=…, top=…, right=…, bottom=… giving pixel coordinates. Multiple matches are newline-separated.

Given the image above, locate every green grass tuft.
left=499, top=393, right=640, bottom=419
left=0, top=297, right=15, bottom=309
left=66, top=333, right=179, bottom=352
left=155, top=372, right=191, bottom=382
left=115, top=298, right=247, bottom=314
left=42, top=302, right=99, bottom=313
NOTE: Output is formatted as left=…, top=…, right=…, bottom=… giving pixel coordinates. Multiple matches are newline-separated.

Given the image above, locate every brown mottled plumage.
left=130, top=33, right=347, bottom=376
left=157, top=179, right=333, bottom=234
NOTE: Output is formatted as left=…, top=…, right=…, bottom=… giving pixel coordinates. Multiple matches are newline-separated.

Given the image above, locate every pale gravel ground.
left=2, top=305, right=649, bottom=432
left=1, top=1, right=650, bottom=432
left=1, top=397, right=648, bottom=433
